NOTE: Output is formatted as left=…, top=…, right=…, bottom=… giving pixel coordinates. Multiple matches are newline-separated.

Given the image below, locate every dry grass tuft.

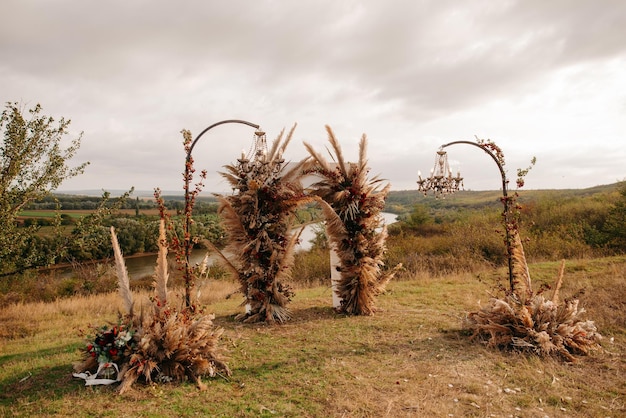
left=465, top=293, right=602, bottom=361
left=115, top=303, right=230, bottom=393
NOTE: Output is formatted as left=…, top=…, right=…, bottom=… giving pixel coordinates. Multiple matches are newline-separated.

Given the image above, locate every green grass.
left=17, top=211, right=85, bottom=218
left=1, top=257, right=624, bottom=417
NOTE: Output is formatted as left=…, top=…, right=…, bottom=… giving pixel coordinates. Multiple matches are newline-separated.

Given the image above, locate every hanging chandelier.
left=237, top=130, right=285, bottom=181
left=239, top=130, right=266, bottom=168
left=417, top=149, right=464, bottom=198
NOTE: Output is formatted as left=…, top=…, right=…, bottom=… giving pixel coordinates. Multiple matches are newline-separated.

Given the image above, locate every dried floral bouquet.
left=74, top=221, right=230, bottom=392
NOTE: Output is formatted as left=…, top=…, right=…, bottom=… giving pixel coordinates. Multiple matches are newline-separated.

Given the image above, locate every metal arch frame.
left=182, top=119, right=260, bottom=308
left=438, top=140, right=514, bottom=292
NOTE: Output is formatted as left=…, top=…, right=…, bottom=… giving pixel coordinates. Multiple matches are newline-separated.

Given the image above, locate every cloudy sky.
left=2, top=0, right=625, bottom=194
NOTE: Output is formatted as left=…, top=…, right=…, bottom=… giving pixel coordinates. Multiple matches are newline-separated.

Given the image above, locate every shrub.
left=292, top=247, right=331, bottom=287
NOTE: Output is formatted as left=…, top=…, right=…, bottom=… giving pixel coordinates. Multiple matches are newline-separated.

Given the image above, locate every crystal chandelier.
left=417, top=149, right=464, bottom=198
left=237, top=130, right=285, bottom=181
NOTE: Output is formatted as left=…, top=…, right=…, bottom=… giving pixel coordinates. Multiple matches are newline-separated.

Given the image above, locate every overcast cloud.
left=1, top=0, right=625, bottom=194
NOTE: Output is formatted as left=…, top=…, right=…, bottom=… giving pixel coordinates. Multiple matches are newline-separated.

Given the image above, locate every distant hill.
left=385, top=182, right=622, bottom=214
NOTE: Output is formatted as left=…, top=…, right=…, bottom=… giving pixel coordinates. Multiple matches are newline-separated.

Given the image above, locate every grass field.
left=0, top=257, right=624, bottom=417
left=18, top=209, right=169, bottom=219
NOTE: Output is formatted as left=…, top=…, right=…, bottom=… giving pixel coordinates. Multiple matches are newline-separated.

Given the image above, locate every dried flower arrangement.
left=74, top=221, right=230, bottom=392
left=209, top=126, right=315, bottom=323
left=463, top=140, right=602, bottom=361
left=303, top=125, right=401, bottom=315
left=464, top=234, right=603, bottom=361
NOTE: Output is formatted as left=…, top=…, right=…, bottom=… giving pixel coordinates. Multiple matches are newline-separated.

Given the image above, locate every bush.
left=292, top=248, right=331, bottom=287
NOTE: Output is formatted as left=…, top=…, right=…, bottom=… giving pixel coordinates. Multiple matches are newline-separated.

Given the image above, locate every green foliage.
left=400, top=204, right=433, bottom=229
left=603, top=181, right=626, bottom=249
left=292, top=247, right=331, bottom=286
left=382, top=182, right=625, bottom=281
left=303, top=223, right=330, bottom=251
left=25, top=194, right=156, bottom=210
left=0, top=263, right=118, bottom=306
left=105, top=217, right=157, bottom=254
left=0, top=102, right=88, bottom=275
left=385, top=221, right=503, bottom=277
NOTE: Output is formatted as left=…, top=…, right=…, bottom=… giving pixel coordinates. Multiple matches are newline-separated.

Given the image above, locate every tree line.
left=24, top=194, right=219, bottom=213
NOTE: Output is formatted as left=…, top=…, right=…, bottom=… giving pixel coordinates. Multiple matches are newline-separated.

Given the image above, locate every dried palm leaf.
left=315, top=198, right=348, bottom=239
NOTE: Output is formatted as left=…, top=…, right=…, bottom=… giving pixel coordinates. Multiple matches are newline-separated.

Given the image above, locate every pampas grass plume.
left=110, top=226, right=133, bottom=315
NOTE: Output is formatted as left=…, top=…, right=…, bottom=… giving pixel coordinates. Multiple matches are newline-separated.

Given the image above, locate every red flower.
left=109, top=348, right=118, bottom=356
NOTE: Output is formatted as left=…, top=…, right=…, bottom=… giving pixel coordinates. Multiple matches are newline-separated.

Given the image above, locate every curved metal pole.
left=183, top=119, right=260, bottom=309
left=440, top=140, right=508, bottom=199
left=440, top=140, right=514, bottom=292
left=186, top=119, right=260, bottom=160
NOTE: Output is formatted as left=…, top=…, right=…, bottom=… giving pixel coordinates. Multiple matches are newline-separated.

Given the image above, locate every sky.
left=1, top=0, right=625, bottom=195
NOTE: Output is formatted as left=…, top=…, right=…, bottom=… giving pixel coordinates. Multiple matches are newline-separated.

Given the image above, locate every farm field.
left=1, top=257, right=624, bottom=417
left=18, top=208, right=171, bottom=219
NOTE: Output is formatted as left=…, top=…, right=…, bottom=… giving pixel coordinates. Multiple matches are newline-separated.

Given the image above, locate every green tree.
left=0, top=102, right=88, bottom=275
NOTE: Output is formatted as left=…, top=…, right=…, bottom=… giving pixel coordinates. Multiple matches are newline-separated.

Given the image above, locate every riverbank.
left=42, top=213, right=398, bottom=279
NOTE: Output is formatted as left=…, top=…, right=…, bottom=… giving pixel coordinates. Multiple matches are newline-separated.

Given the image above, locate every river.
left=59, top=212, right=399, bottom=279
left=295, top=211, right=398, bottom=252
